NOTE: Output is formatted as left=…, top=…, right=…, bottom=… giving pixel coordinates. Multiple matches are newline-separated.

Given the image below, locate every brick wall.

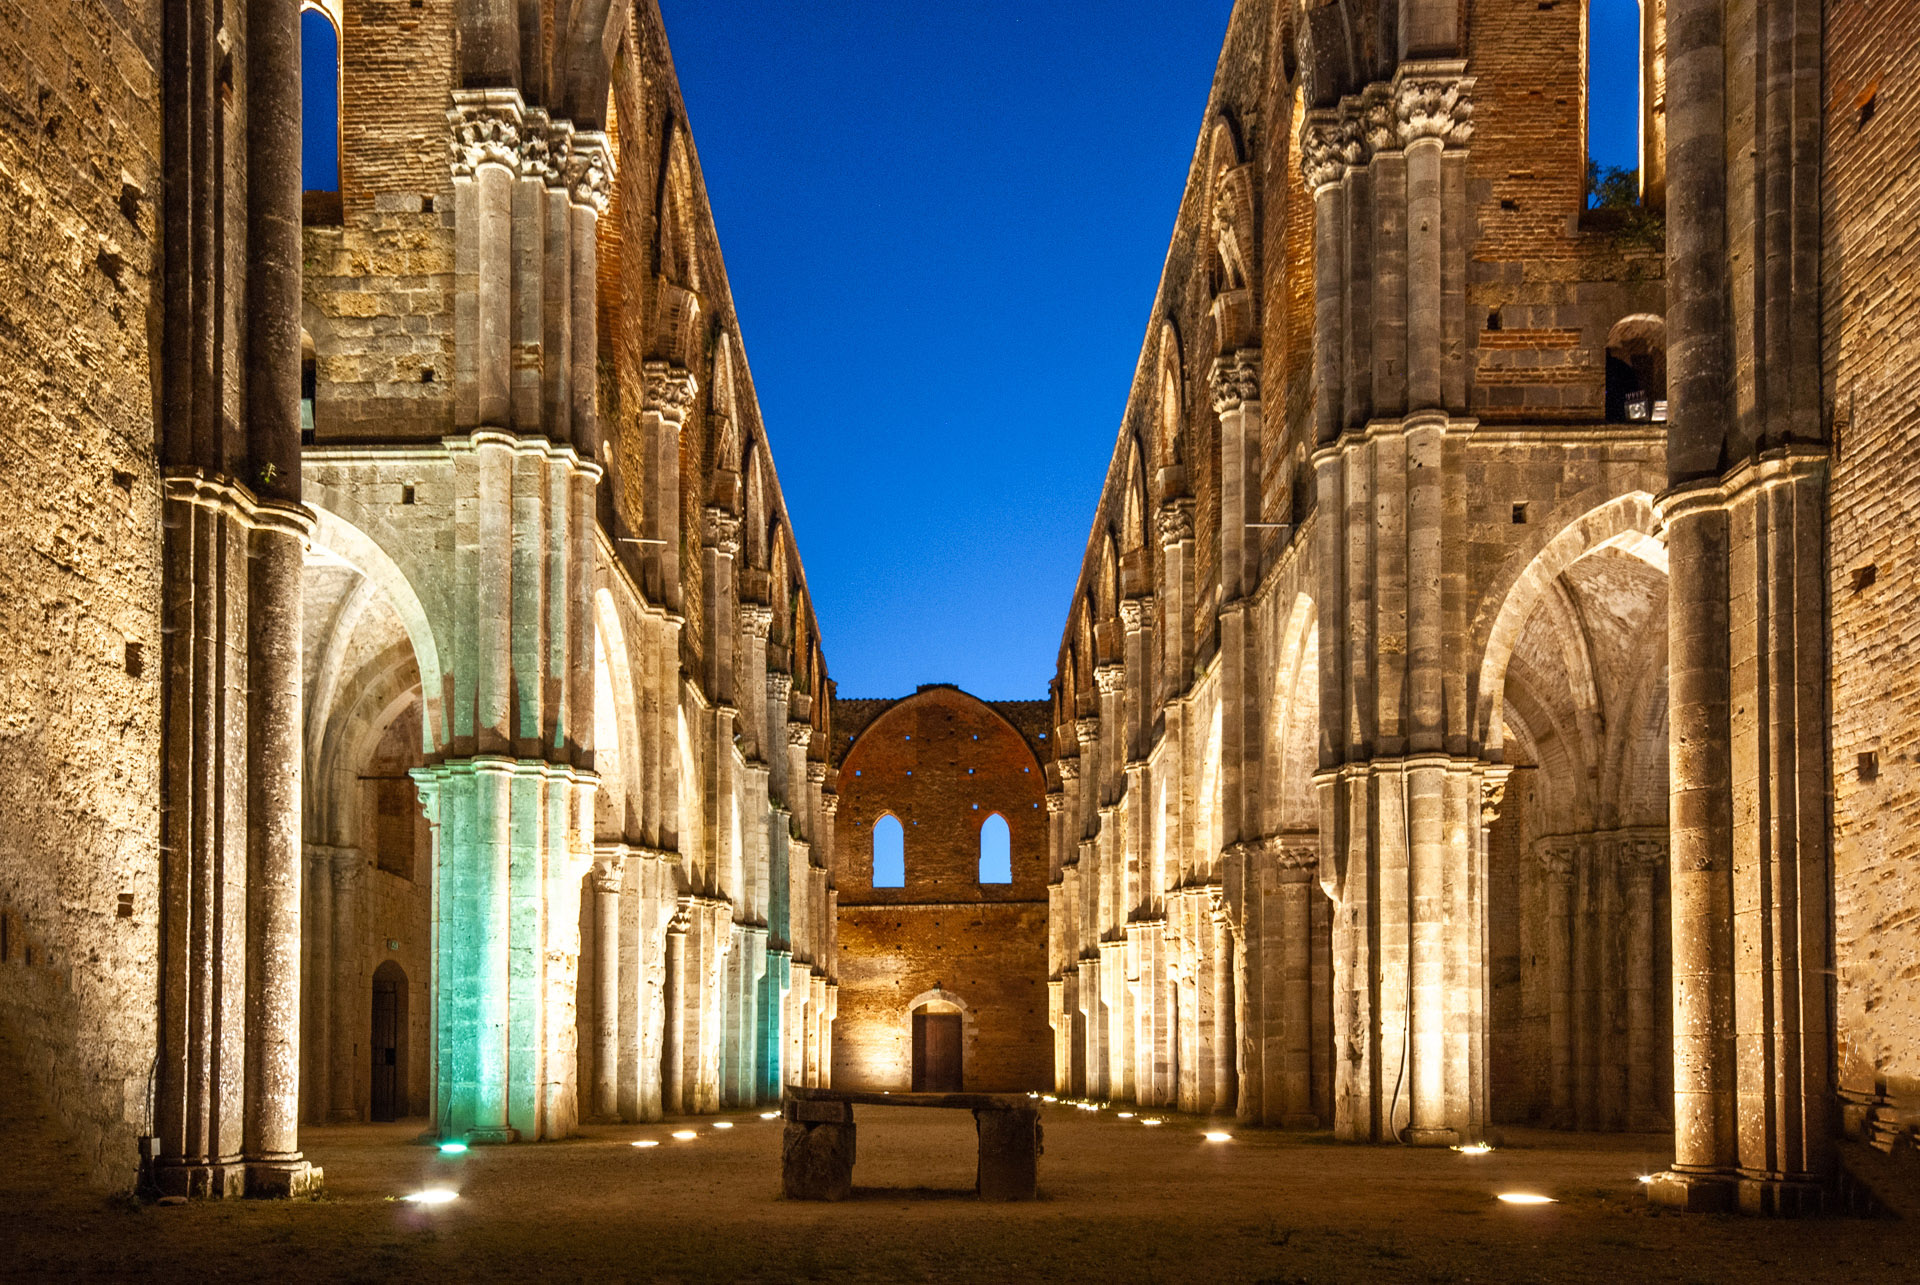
left=0, top=0, right=166, bottom=1189
left=1823, top=0, right=1920, bottom=1117
left=832, top=687, right=1051, bottom=1092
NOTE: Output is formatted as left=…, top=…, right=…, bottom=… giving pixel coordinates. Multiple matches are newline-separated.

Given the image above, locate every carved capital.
left=1395, top=67, right=1475, bottom=148
left=765, top=669, right=792, bottom=701
left=564, top=131, right=614, bottom=212
left=1299, top=109, right=1361, bottom=190
left=449, top=94, right=523, bottom=178
left=1055, top=757, right=1081, bottom=784
left=1209, top=349, right=1262, bottom=415
left=518, top=111, right=559, bottom=184
left=1093, top=664, right=1127, bottom=697
left=1157, top=500, right=1195, bottom=548
left=739, top=602, right=774, bottom=638
left=1045, top=791, right=1067, bottom=814
left=805, top=761, right=828, bottom=785
left=1074, top=716, right=1102, bottom=745
left=642, top=361, right=699, bottom=424
left=702, top=506, right=741, bottom=557
left=788, top=722, right=814, bottom=750
left=1625, top=837, right=1669, bottom=873
left=1119, top=596, right=1155, bottom=632
left=818, top=792, right=840, bottom=817
left=591, top=857, right=625, bottom=895
left=1359, top=84, right=1397, bottom=154
left=1479, top=772, right=1511, bottom=827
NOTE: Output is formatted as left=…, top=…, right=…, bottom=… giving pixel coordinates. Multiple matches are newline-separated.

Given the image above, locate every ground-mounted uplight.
left=437, top=1141, right=469, bottom=1155
left=631, top=1140, right=659, bottom=1148
left=1041, top=1095, right=1058, bottom=1103
left=1203, top=1131, right=1233, bottom=1143
left=402, top=1189, right=458, bottom=1205
left=1117, top=1112, right=1135, bottom=1119
left=1140, top=1118, right=1165, bottom=1127
left=712, top=1121, right=734, bottom=1130
left=1496, top=1193, right=1557, bottom=1205
left=1451, top=1142, right=1493, bottom=1155
left=759, top=1111, right=779, bottom=1120
left=1636, top=1174, right=1655, bottom=1185
left=671, top=1129, right=697, bottom=1141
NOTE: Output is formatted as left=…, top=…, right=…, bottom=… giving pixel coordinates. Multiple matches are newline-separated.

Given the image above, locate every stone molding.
left=1210, top=349, right=1262, bottom=415
left=641, top=361, right=699, bottom=423
left=702, top=506, right=741, bottom=557
left=1225, top=834, right=1319, bottom=871
left=163, top=469, right=315, bottom=542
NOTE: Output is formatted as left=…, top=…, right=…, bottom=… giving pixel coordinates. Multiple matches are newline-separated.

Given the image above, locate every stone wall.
left=0, top=0, right=167, bottom=1190
left=832, top=688, right=1051, bottom=1093
left=1824, top=0, right=1920, bottom=1143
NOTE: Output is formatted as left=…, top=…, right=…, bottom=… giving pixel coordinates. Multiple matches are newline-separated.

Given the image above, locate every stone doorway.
left=912, top=1012, right=963, bottom=1092
left=370, top=960, right=408, bottom=1122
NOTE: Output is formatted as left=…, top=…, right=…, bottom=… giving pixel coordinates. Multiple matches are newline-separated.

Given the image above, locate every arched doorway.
left=370, top=960, right=409, bottom=1122
left=910, top=990, right=966, bottom=1093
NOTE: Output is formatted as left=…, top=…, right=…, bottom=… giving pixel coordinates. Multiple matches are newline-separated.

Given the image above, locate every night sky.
left=302, top=2, right=1647, bottom=701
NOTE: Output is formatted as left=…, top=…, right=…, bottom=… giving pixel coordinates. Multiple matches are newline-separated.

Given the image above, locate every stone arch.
left=1604, top=314, right=1668, bottom=423
left=1470, top=490, right=1665, bottom=755
left=593, top=585, right=644, bottom=842
left=1156, top=319, right=1186, bottom=477
left=903, top=985, right=975, bottom=1091
left=308, top=503, right=447, bottom=752
left=1267, top=593, right=1321, bottom=835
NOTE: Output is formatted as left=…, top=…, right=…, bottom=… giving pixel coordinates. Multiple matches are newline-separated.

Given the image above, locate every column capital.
left=1045, top=791, right=1067, bottom=814
left=1074, top=716, right=1102, bottom=745
left=703, top=506, right=741, bottom=557
left=1299, top=107, right=1362, bottom=191
left=591, top=856, right=625, bottom=895
left=787, top=722, right=814, bottom=751
left=448, top=89, right=524, bottom=178
left=1394, top=61, right=1475, bottom=148
left=1093, top=664, right=1126, bottom=697
left=805, top=761, right=829, bottom=785
left=642, top=361, right=699, bottom=425
left=563, top=131, right=614, bottom=212
left=1479, top=766, right=1513, bottom=826
left=819, top=792, right=840, bottom=817
left=1157, top=499, right=1195, bottom=548
left=1055, top=757, right=1081, bottom=784
left=739, top=602, right=774, bottom=637
left=1536, top=843, right=1575, bottom=880
left=1209, top=349, right=1262, bottom=415
left=765, top=669, right=792, bottom=702
left=1119, top=596, right=1155, bottom=632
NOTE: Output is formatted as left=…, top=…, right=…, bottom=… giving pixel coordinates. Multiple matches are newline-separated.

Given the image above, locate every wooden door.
left=370, top=975, right=399, bottom=1122
left=912, top=1012, right=963, bottom=1093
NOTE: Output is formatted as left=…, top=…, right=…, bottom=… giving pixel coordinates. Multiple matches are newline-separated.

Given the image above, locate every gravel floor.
left=3, top=1039, right=1916, bottom=1283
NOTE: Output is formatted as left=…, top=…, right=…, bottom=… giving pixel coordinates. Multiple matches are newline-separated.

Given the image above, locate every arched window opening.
left=1586, top=0, right=1642, bottom=205
left=301, top=6, right=342, bottom=224
left=872, top=813, right=905, bottom=888
left=1605, top=315, right=1667, bottom=423
left=978, top=813, right=1011, bottom=884
left=300, top=329, right=317, bottom=444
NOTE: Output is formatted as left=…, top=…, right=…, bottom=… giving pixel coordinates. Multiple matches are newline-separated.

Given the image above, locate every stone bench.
left=781, top=1087, right=1043, bottom=1202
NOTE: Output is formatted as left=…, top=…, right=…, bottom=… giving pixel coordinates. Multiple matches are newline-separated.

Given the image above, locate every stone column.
left=450, top=92, right=522, bottom=432
left=326, top=846, right=362, bottom=1123
left=591, top=856, right=624, bottom=1121
left=640, top=364, right=696, bottom=608
left=564, top=132, right=612, bottom=458
left=1625, top=838, right=1667, bottom=1130
left=1539, top=843, right=1575, bottom=1128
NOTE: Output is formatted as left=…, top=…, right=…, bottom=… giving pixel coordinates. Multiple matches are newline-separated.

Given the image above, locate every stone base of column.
left=154, top=1161, right=246, bottom=1200
left=1646, top=1169, right=1738, bottom=1213
left=1737, top=1175, right=1829, bottom=1217
left=464, top=1126, right=521, bottom=1145
left=245, top=1157, right=322, bottom=1199
left=1403, top=1126, right=1460, bottom=1147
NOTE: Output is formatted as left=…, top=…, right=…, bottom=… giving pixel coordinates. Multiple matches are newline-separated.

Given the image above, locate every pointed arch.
left=978, top=813, right=1012, bottom=884
left=871, top=813, right=906, bottom=889
left=1156, top=319, right=1186, bottom=477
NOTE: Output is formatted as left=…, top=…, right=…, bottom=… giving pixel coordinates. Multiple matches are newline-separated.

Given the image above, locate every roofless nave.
left=0, top=0, right=1916, bottom=1230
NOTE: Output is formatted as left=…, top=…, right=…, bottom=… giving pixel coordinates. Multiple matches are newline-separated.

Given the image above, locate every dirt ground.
left=3, top=1038, right=1916, bottom=1283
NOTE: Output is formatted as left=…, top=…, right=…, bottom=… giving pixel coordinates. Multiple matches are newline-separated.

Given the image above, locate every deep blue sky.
left=299, top=4, right=1643, bottom=701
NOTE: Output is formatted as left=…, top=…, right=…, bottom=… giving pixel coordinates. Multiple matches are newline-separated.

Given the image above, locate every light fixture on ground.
left=1451, top=1142, right=1492, bottom=1155
left=1141, top=1118, right=1164, bottom=1127
left=631, top=1140, right=659, bottom=1148
left=1496, top=1193, right=1557, bottom=1205
left=437, top=1141, right=469, bottom=1155
left=1203, top=1131, right=1233, bottom=1143
left=402, top=1189, right=458, bottom=1205
left=1117, top=1112, right=1134, bottom=1119
left=712, top=1121, right=734, bottom=1129
left=759, top=1112, right=779, bottom=1120
left=671, top=1129, right=697, bottom=1141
